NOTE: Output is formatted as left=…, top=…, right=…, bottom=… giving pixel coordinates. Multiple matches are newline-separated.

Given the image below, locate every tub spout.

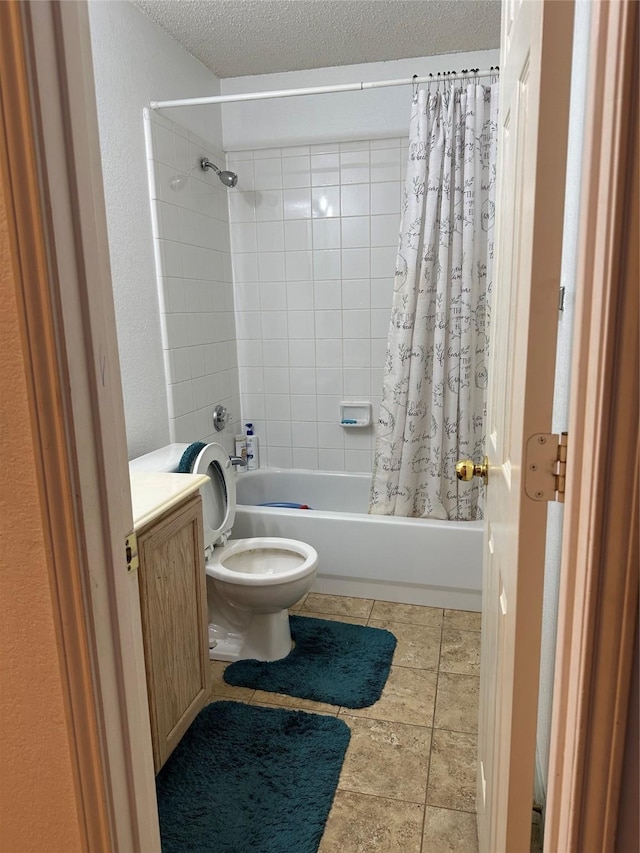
left=229, top=455, right=246, bottom=469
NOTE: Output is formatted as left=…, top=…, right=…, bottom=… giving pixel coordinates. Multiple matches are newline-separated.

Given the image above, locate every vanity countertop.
left=130, top=471, right=209, bottom=531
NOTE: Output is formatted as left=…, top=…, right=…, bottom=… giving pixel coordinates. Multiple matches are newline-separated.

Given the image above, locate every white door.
left=476, top=2, right=575, bottom=851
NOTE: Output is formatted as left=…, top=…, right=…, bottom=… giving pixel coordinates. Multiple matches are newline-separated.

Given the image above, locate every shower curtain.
left=369, top=79, right=499, bottom=521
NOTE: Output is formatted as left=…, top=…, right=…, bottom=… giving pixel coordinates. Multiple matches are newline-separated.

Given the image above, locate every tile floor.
left=207, top=592, right=482, bottom=852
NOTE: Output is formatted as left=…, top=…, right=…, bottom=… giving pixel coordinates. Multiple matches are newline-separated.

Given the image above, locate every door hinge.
left=125, top=531, right=139, bottom=573
left=524, top=432, right=568, bottom=503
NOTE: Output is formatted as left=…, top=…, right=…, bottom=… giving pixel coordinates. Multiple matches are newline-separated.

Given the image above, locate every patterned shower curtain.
left=369, top=79, right=499, bottom=521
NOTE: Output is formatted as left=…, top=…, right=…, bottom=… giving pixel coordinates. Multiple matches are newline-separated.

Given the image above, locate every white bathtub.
left=233, top=469, right=483, bottom=611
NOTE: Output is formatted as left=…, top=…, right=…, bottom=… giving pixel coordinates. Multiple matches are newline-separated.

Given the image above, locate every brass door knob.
left=456, top=456, right=489, bottom=485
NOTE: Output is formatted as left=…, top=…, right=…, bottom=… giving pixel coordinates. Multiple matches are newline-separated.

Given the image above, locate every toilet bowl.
left=148, top=442, right=317, bottom=662
left=206, top=536, right=318, bottom=661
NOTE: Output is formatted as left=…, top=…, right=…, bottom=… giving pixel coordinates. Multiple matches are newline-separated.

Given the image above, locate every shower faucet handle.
left=212, top=404, right=229, bottom=432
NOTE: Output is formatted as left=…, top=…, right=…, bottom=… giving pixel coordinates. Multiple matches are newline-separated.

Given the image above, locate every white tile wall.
left=228, top=137, right=407, bottom=471
left=145, top=112, right=240, bottom=452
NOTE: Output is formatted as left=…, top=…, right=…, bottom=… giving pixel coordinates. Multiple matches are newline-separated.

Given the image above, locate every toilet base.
left=209, top=609, right=293, bottom=662
left=208, top=632, right=245, bottom=662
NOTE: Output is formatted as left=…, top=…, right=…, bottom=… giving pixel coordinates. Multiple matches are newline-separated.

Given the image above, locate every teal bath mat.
left=224, top=615, right=397, bottom=708
left=156, top=701, right=350, bottom=853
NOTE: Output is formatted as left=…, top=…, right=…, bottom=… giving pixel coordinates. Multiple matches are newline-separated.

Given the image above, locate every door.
left=477, top=2, right=575, bottom=851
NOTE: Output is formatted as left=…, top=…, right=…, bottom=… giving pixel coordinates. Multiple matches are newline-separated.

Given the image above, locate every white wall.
left=88, top=5, right=497, bottom=462
left=88, top=0, right=222, bottom=457
left=145, top=112, right=240, bottom=454
left=228, top=137, right=405, bottom=471
left=535, top=0, right=591, bottom=807
left=221, top=50, right=499, bottom=150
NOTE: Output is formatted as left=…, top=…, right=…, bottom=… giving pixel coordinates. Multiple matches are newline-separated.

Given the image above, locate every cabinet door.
left=138, top=496, right=210, bottom=771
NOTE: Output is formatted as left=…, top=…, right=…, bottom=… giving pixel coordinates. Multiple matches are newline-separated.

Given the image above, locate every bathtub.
left=233, top=469, right=483, bottom=611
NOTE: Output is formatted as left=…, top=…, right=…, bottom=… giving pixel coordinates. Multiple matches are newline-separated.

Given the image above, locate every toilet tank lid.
left=128, top=443, right=189, bottom=473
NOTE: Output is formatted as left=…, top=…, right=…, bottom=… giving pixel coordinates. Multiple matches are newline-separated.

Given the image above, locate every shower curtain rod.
left=149, top=67, right=499, bottom=110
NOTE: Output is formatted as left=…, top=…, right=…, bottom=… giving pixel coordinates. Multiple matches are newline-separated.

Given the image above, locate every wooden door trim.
left=0, top=4, right=111, bottom=847
left=2, top=1, right=160, bottom=848
left=545, top=1, right=639, bottom=849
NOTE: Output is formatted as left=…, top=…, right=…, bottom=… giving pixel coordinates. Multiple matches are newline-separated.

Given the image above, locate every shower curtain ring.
left=412, top=74, right=418, bottom=101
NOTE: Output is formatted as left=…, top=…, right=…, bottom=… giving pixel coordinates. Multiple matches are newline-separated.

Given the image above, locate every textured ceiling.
left=131, top=0, right=501, bottom=78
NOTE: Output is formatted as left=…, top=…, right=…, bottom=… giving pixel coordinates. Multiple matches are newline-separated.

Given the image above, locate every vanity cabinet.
left=136, top=493, right=210, bottom=772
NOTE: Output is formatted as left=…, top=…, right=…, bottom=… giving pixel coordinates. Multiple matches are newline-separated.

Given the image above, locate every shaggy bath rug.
left=156, top=701, right=350, bottom=853
left=224, top=615, right=397, bottom=708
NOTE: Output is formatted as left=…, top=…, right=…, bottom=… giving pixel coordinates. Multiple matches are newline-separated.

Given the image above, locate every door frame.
left=3, top=0, right=635, bottom=848
left=544, top=1, right=639, bottom=850
left=1, top=1, right=159, bottom=849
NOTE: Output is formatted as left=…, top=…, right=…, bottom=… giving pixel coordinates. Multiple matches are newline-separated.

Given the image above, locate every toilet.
left=130, top=442, right=318, bottom=662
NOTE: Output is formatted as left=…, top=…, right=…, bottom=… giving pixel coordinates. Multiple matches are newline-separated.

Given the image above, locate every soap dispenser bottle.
left=245, top=423, right=260, bottom=470
left=234, top=433, right=247, bottom=469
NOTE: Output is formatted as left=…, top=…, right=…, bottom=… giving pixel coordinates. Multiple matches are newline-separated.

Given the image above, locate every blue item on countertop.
left=259, top=502, right=313, bottom=510
left=178, top=441, right=206, bottom=473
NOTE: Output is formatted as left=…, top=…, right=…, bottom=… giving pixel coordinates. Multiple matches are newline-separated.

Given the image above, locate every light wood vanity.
left=130, top=472, right=211, bottom=772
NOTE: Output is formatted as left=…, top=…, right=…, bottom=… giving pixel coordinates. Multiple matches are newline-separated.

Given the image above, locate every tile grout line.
left=336, top=785, right=426, bottom=808
left=335, top=785, right=478, bottom=818
left=420, top=605, right=446, bottom=849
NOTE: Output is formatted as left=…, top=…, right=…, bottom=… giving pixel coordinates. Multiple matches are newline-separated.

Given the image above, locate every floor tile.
left=207, top=597, right=484, bottom=851
left=319, top=790, right=424, bottom=852
left=251, top=688, right=338, bottom=715
left=531, top=809, right=544, bottom=853
left=303, top=592, right=374, bottom=619
left=289, top=593, right=309, bottom=612
left=299, top=610, right=368, bottom=626
left=421, top=806, right=478, bottom=852
left=444, top=609, right=482, bottom=632
left=427, top=729, right=477, bottom=813
left=370, top=600, right=443, bottom=628
left=369, top=619, right=441, bottom=670
left=440, top=629, right=481, bottom=676
left=338, top=715, right=431, bottom=803
left=206, top=692, right=237, bottom=706
left=343, top=665, right=437, bottom=726
left=208, top=660, right=254, bottom=701
left=249, top=696, right=338, bottom=716
left=434, top=673, right=480, bottom=734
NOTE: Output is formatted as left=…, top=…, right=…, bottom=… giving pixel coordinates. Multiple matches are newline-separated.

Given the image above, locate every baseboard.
left=311, top=574, right=482, bottom=612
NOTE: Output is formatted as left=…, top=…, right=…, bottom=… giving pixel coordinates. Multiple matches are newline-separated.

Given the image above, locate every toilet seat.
left=192, top=442, right=236, bottom=557
left=206, top=537, right=317, bottom=586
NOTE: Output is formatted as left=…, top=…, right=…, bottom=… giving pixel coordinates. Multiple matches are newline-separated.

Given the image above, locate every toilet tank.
left=128, top=443, right=189, bottom=473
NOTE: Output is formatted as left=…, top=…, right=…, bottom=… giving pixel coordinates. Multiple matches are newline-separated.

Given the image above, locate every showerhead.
left=219, top=170, right=239, bottom=188
left=200, top=157, right=238, bottom=188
